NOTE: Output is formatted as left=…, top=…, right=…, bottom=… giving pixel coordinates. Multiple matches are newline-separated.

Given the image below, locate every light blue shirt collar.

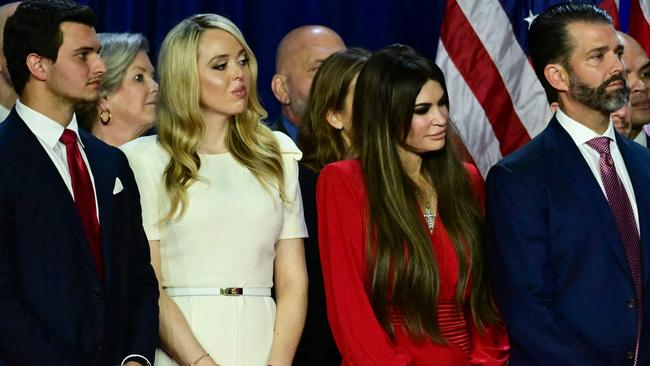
left=281, top=114, right=298, bottom=142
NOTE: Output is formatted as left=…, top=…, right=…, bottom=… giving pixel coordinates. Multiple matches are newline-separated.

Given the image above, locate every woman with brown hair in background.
left=294, top=47, right=370, bottom=365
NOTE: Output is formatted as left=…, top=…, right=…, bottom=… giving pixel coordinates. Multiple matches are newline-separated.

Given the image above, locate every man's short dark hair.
left=4, top=0, right=94, bottom=95
left=529, top=2, right=612, bottom=103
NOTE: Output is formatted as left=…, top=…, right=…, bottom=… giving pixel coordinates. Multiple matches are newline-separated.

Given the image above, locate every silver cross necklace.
left=423, top=199, right=436, bottom=233
left=416, top=190, right=436, bottom=233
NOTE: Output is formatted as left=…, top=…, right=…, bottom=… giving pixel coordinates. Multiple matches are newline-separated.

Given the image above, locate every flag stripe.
left=436, top=42, right=503, bottom=176
left=456, top=0, right=550, bottom=139
left=440, top=0, right=530, bottom=156
left=599, top=0, right=621, bottom=28
left=629, top=0, right=650, bottom=56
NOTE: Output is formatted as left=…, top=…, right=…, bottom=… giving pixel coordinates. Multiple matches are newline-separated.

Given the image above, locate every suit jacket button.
left=92, top=288, right=103, bottom=298
left=626, top=351, right=635, bottom=360
left=627, top=298, right=636, bottom=308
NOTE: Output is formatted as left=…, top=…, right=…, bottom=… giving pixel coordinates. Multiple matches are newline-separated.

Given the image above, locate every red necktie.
left=59, top=129, right=103, bottom=281
left=587, top=136, right=642, bottom=365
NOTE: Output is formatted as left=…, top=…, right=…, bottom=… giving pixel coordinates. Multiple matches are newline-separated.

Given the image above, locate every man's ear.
left=545, top=63, right=569, bottom=93
left=271, top=74, right=290, bottom=105
left=25, top=53, right=48, bottom=82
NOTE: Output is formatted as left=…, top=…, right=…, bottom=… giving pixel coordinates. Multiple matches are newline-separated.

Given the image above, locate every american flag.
left=436, top=0, right=650, bottom=177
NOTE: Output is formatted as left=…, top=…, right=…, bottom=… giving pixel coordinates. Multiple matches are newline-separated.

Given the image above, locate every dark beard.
left=569, top=72, right=629, bottom=113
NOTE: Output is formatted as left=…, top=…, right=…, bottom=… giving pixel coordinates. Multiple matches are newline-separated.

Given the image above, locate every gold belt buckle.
left=220, top=287, right=243, bottom=296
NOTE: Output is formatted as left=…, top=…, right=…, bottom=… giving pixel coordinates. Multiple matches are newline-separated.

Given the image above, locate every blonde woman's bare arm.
left=267, top=237, right=308, bottom=366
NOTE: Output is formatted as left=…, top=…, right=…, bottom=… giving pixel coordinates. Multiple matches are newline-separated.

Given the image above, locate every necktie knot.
left=60, top=129, right=78, bottom=146
left=586, top=136, right=612, bottom=156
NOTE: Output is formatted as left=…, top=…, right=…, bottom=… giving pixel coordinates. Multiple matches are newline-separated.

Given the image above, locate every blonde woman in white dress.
left=121, top=14, right=308, bottom=366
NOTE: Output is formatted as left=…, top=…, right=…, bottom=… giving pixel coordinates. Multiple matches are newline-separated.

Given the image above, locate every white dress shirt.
left=15, top=99, right=100, bottom=220
left=556, top=108, right=640, bottom=233
left=633, top=130, right=648, bottom=147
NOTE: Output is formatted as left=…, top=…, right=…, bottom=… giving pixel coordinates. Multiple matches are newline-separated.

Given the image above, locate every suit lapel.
left=6, top=112, right=101, bottom=278
left=544, top=118, right=632, bottom=279
left=617, top=135, right=650, bottom=285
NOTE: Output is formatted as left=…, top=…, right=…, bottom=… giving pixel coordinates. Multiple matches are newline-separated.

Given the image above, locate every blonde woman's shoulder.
left=120, top=135, right=168, bottom=165
left=272, top=131, right=302, bottom=161
left=121, top=135, right=157, bottom=153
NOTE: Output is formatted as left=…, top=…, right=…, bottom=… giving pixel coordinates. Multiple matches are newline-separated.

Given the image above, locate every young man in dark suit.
left=0, top=1, right=158, bottom=365
left=486, top=3, right=650, bottom=365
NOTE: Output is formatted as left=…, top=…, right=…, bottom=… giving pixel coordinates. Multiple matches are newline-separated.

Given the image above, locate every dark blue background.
left=0, top=0, right=631, bottom=120
left=77, top=0, right=444, bottom=121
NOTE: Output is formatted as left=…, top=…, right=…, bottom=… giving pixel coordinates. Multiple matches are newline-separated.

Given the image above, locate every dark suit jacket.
left=486, top=117, right=650, bottom=365
left=0, top=111, right=159, bottom=365
left=265, top=115, right=298, bottom=142
left=293, top=164, right=341, bottom=366
left=265, top=117, right=289, bottom=136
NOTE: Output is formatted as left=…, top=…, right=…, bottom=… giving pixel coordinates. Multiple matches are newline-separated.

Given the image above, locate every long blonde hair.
left=157, top=13, right=286, bottom=222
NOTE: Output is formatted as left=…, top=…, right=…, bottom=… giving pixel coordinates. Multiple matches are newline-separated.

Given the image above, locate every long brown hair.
left=353, top=44, right=499, bottom=341
left=298, top=48, right=370, bottom=172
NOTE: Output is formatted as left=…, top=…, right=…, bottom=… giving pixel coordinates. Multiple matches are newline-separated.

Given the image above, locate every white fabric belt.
left=164, top=287, right=271, bottom=297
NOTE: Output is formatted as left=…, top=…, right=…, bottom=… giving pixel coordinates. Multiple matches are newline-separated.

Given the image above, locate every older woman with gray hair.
left=77, top=32, right=159, bottom=146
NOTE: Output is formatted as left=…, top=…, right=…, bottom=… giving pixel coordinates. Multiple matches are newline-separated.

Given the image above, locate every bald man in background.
left=0, top=2, right=19, bottom=122
left=269, top=25, right=345, bottom=141
left=619, top=32, right=650, bottom=147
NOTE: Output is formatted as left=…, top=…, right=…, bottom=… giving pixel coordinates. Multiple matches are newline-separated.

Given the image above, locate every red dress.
left=316, top=160, right=509, bottom=365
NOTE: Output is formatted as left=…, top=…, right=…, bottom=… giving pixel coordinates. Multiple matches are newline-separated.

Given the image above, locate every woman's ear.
left=98, top=95, right=110, bottom=111
left=326, top=109, right=343, bottom=130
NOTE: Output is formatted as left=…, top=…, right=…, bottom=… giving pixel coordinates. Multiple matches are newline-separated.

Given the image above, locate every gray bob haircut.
left=98, top=32, right=150, bottom=97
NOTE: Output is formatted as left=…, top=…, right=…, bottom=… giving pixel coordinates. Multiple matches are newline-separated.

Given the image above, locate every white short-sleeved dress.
left=121, top=131, right=308, bottom=366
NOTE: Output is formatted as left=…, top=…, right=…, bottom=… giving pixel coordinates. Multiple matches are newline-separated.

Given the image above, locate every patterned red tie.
left=59, top=129, right=103, bottom=281
left=587, top=136, right=642, bottom=365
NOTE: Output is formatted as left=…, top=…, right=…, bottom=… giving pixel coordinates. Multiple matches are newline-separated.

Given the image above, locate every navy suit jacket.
left=0, top=111, right=159, bottom=365
left=486, top=117, right=650, bottom=366
left=293, top=164, right=341, bottom=366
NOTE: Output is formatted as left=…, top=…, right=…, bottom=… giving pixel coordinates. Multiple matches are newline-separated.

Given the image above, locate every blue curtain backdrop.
left=0, top=0, right=631, bottom=120
left=1, top=0, right=446, bottom=120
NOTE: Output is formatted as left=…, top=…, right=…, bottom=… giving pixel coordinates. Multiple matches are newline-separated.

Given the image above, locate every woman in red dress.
left=316, top=44, right=509, bottom=365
